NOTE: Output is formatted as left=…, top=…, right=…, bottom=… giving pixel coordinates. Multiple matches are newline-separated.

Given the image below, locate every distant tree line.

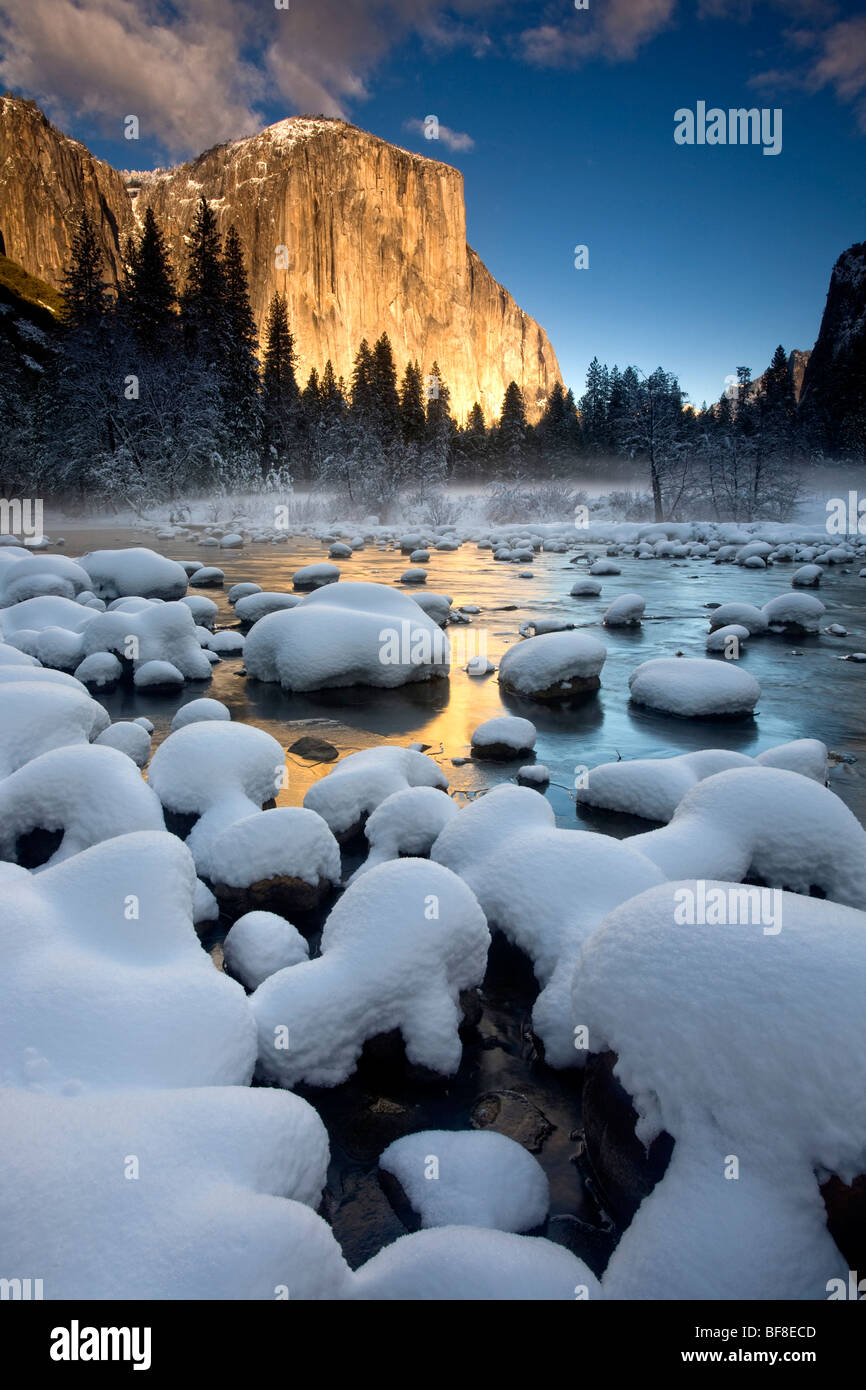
left=0, top=200, right=857, bottom=519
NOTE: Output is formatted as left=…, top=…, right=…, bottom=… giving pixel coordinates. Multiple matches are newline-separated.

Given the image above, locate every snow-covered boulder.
left=209, top=807, right=341, bottom=916
left=602, top=593, right=645, bottom=627
left=292, top=561, right=340, bottom=590
left=499, top=632, right=606, bottom=701
left=304, top=745, right=448, bottom=839
left=351, top=1226, right=599, bottom=1301
left=73, top=651, right=123, bottom=690
left=432, top=784, right=664, bottom=1067
left=576, top=740, right=828, bottom=823
left=180, top=594, right=219, bottom=627
left=0, top=1085, right=345, bottom=1299
left=570, top=579, right=603, bottom=597
left=223, top=910, right=310, bottom=990
left=228, top=581, right=262, bottom=604
left=0, top=744, right=163, bottom=866
left=707, top=602, right=769, bottom=635
left=589, top=559, right=621, bottom=575
left=379, top=1130, right=549, bottom=1232
left=401, top=567, right=427, bottom=584
left=234, top=591, right=303, bottom=625
left=188, top=565, right=225, bottom=587
left=348, top=785, right=459, bottom=883
left=80, top=601, right=213, bottom=681
left=411, top=591, right=452, bottom=626
left=203, top=629, right=245, bottom=655
left=574, top=882, right=866, bottom=1299
left=471, top=715, right=537, bottom=759
left=705, top=623, right=750, bottom=653
left=628, top=657, right=760, bottom=718
left=94, top=721, right=152, bottom=767
left=77, top=548, right=188, bottom=601
left=0, top=831, right=256, bottom=1090
left=133, top=659, right=184, bottom=691
left=0, top=681, right=109, bottom=778
left=252, top=858, right=490, bottom=1088
left=792, top=564, right=823, bottom=588
left=0, top=553, right=91, bottom=608
left=245, top=582, right=449, bottom=692
left=171, top=697, right=231, bottom=731
left=762, top=592, right=826, bottom=633
left=629, top=766, right=866, bottom=906
left=148, top=721, right=287, bottom=879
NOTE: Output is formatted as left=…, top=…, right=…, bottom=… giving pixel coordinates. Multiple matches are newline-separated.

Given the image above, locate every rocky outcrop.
left=0, top=97, right=133, bottom=292
left=799, top=241, right=866, bottom=457
left=751, top=347, right=810, bottom=402
left=0, top=98, right=562, bottom=422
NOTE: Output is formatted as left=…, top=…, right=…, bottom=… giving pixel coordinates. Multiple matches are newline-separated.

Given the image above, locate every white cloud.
left=404, top=117, right=475, bottom=151
left=0, top=0, right=497, bottom=155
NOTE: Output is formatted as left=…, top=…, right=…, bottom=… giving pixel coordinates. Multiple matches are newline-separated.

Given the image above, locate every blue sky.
left=2, top=0, right=863, bottom=407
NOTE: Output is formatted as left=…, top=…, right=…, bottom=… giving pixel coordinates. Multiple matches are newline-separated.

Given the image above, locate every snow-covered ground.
left=2, top=504, right=866, bottom=1300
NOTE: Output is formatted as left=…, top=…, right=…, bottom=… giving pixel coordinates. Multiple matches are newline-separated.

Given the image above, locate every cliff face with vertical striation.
left=0, top=99, right=562, bottom=422
left=799, top=242, right=866, bottom=455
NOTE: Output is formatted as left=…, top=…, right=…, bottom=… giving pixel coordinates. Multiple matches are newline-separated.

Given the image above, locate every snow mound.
left=471, top=716, right=536, bottom=758
left=577, top=740, right=828, bottom=823
left=792, top=564, right=823, bottom=587
left=293, top=561, right=339, bottom=590
left=171, top=697, right=231, bottom=731
left=499, top=630, right=605, bottom=701
left=349, top=785, right=459, bottom=882
left=0, top=1085, right=345, bottom=1299
left=630, top=766, right=866, bottom=905
left=432, top=785, right=664, bottom=1066
left=234, top=591, right=303, bottom=624
left=570, top=579, right=602, bottom=596
left=0, top=553, right=91, bottom=607
left=603, top=593, right=645, bottom=627
left=0, top=831, right=256, bottom=1090
left=73, top=651, right=123, bottom=689
left=0, top=681, right=109, bottom=777
left=705, top=623, right=749, bottom=652
left=573, top=882, right=866, bottom=1298
left=209, top=807, right=340, bottom=898
left=351, top=1226, right=600, bottom=1301
left=304, top=745, right=448, bottom=837
left=628, top=657, right=760, bottom=717
left=251, top=858, right=489, bottom=1088
left=762, top=592, right=826, bottom=632
left=148, top=721, right=287, bottom=880
left=133, top=659, right=184, bottom=690
left=81, top=601, right=213, bottom=680
left=94, top=721, right=152, bottom=767
left=707, top=602, right=769, bottom=634
left=223, top=911, right=310, bottom=990
left=78, top=548, right=188, bottom=601
left=245, top=581, right=449, bottom=691
left=0, top=744, right=163, bottom=866
left=589, top=559, right=621, bottom=575
left=379, top=1129, right=549, bottom=1231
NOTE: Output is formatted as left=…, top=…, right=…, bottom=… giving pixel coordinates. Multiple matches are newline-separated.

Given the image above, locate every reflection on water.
left=73, top=524, right=866, bottom=825
left=53, top=524, right=866, bottom=1269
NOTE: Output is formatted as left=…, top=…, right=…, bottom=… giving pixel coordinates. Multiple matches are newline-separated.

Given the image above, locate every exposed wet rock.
left=580, top=1050, right=674, bottom=1226
left=471, top=1089, right=555, bottom=1154
left=821, top=1171, right=866, bottom=1271
left=288, top=735, right=340, bottom=762
left=213, top=873, right=332, bottom=919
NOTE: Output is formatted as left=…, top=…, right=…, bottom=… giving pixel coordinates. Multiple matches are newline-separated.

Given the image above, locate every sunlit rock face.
left=0, top=99, right=562, bottom=423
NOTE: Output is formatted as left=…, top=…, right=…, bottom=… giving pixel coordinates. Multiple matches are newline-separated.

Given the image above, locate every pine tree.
left=220, top=223, right=262, bottom=460
left=180, top=195, right=226, bottom=362
left=424, top=361, right=454, bottom=480
left=350, top=339, right=376, bottom=420
left=261, top=291, right=300, bottom=473
left=400, top=360, right=427, bottom=445
left=578, top=357, right=610, bottom=452
left=371, top=333, right=401, bottom=446
left=498, top=380, right=527, bottom=473
left=61, top=209, right=109, bottom=326
left=120, top=206, right=176, bottom=349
